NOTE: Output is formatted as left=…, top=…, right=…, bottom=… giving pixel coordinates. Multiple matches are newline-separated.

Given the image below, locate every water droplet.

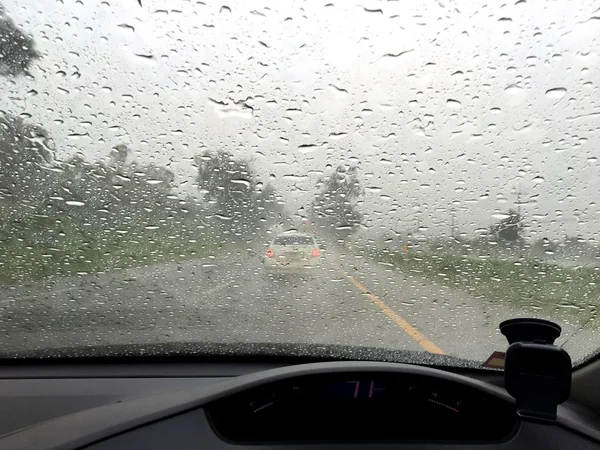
left=146, top=180, right=163, bottom=185
left=67, top=132, right=88, bottom=140
left=117, top=23, right=135, bottom=33
left=363, top=6, right=383, bottom=13
left=379, top=49, right=414, bottom=61
left=329, top=84, right=348, bottom=95
left=533, top=175, right=545, bottom=183
left=514, top=122, right=532, bottom=133
left=298, top=143, right=322, bottom=153
left=545, top=87, right=567, bottom=99
left=208, top=98, right=253, bottom=119
left=65, top=200, right=85, bottom=206
left=134, top=53, right=154, bottom=60
left=329, top=132, right=347, bottom=139
left=231, top=179, right=251, bottom=187
left=446, top=99, right=462, bottom=109
left=504, top=84, right=523, bottom=95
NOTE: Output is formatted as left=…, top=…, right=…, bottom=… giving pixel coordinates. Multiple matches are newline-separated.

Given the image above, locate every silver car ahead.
left=263, top=233, right=322, bottom=275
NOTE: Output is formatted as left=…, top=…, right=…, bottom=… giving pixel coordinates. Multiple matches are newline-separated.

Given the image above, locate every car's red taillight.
left=312, top=248, right=320, bottom=257
left=266, top=248, right=274, bottom=258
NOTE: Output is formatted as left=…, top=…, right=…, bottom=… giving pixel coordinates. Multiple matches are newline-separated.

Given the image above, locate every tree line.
left=0, top=114, right=365, bottom=282
left=0, top=2, right=366, bottom=283
left=3, top=1, right=559, bottom=281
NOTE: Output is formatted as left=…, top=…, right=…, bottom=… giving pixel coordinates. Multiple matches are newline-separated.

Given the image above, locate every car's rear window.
left=273, top=236, right=315, bottom=246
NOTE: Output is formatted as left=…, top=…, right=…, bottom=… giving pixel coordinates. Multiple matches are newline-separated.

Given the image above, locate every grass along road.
left=360, top=247, right=600, bottom=328
left=0, top=224, right=231, bottom=287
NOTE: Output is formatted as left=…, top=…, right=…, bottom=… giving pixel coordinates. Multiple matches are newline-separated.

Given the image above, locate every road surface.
left=1, top=245, right=598, bottom=364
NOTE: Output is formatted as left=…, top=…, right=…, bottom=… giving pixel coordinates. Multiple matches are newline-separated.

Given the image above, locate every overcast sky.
left=3, top=0, right=600, bottom=240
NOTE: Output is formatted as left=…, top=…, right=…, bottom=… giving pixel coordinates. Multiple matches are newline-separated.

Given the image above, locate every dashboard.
left=0, top=360, right=598, bottom=450
left=208, top=372, right=516, bottom=442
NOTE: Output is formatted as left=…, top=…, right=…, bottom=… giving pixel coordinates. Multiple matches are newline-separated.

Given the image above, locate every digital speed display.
left=324, top=380, right=387, bottom=399
left=208, top=373, right=518, bottom=442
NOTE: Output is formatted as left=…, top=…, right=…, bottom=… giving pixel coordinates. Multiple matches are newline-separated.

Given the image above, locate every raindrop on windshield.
left=505, top=84, right=523, bottom=95
left=134, top=53, right=154, bottom=60
left=117, top=24, right=135, bottom=33
left=231, top=179, right=251, bottom=187
left=298, top=144, right=321, bottom=153
left=545, top=87, right=567, bottom=99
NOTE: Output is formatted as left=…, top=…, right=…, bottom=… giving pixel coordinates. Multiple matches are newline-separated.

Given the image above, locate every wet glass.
left=0, top=0, right=599, bottom=367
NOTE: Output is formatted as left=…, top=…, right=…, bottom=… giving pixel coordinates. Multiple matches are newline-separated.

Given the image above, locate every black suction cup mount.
left=499, top=318, right=571, bottom=423
left=500, top=318, right=562, bottom=345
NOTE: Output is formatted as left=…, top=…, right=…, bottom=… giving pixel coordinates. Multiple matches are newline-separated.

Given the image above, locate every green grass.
left=360, top=247, right=600, bottom=327
left=0, top=240, right=224, bottom=285
left=0, top=215, right=226, bottom=286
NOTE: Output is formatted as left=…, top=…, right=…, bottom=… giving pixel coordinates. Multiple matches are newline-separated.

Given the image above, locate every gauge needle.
left=253, top=401, right=274, bottom=413
left=428, top=398, right=460, bottom=413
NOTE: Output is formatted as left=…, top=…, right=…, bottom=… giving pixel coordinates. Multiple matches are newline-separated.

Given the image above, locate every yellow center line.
left=342, top=271, right=445, bottom=355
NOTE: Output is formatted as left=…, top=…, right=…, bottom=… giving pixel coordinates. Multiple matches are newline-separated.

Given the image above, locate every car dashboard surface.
left=0, top=360, right=599, bottom=449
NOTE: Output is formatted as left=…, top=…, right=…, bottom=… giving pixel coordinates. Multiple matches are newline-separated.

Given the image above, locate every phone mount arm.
left=500, top=318, right=571, bottom=423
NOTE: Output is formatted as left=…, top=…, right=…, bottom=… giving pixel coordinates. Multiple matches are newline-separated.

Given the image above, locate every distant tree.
left=108, top=144, right=131, bottom=169
left=491, top=208, right=523, bottom=242
left=0, top=3, right=40, bottom=76
left=254, top=183, right=285, bottom=230
left=562, top=235, right=596, bottom=258
left=57, top=145, right=177, bottom=228
left=0, top=115, right=58, bottom=222
left=532, top=237, right=559, bottom=256
left=194, top=150, right=277, bottom=238
left=311, top=165, right=363, bottom=242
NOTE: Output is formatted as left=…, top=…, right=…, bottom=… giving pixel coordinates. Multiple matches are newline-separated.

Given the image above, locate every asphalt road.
left=1, top=245, right=599, bottom=365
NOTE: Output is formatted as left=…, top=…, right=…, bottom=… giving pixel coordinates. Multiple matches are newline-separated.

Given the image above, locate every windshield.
left=273, top=236, right=315, bottom=246
left=1, top=0, right=599, bottom=367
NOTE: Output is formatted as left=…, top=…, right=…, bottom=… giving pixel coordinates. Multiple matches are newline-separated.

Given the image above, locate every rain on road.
left=1, top=245, right=598, bottom=363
